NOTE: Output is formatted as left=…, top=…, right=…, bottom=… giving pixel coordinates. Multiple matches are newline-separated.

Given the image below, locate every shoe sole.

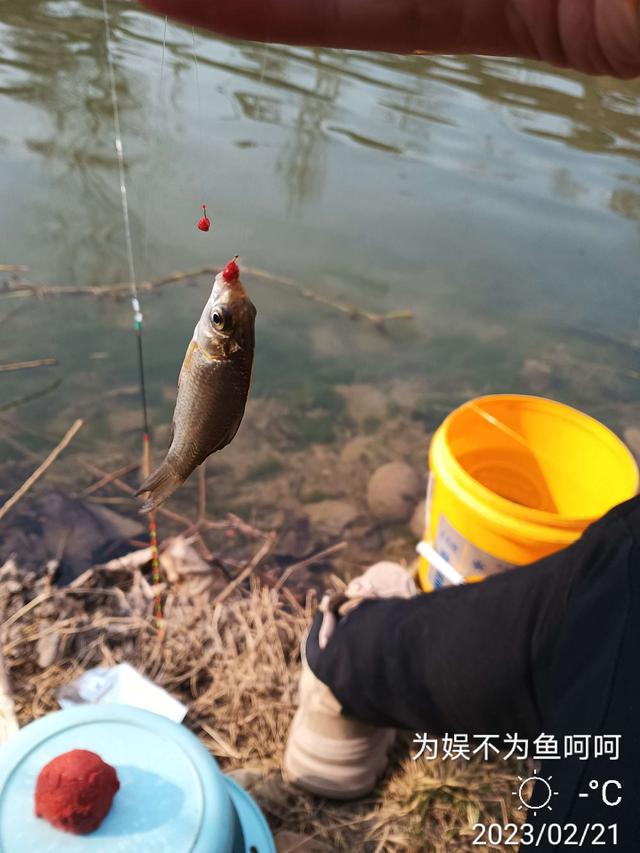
left=283, top=709, right=395, bottom=800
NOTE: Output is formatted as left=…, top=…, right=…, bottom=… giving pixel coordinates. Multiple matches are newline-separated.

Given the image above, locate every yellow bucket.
left=418, top=394, right=639, bottom=590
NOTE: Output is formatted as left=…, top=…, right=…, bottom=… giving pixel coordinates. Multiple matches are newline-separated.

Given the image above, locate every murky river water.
left=1, top=0, right=639, bottom=500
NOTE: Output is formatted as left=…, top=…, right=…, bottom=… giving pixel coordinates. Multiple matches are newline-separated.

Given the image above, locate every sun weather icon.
left=512, top=768, right=559, bottom=816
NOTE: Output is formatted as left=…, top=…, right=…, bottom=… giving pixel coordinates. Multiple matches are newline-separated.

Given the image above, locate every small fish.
left=137, top=257, right=256, bottom=512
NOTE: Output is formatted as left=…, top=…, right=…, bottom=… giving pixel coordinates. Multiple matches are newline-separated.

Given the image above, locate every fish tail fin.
left=136, top=462, right=182, bottom=513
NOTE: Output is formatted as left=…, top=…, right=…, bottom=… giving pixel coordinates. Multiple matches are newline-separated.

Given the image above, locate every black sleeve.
left=306, top=496, right=640, bottom=850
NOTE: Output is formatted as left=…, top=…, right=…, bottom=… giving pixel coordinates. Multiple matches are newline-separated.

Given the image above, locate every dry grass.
left=1, top=547, right=528, bottom=852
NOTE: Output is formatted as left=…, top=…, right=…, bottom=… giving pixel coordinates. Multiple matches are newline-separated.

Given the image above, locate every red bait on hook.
left=223, top=256, right=239, bottom=282
left=197, top=203, right=211, bottom=232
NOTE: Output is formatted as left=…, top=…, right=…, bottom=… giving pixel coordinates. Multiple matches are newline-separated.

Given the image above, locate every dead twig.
left=0, top=378, right=62, bottom=413
left=0, top=268, right=214, bottom=300
left=199, top=722, right=243, bottom=760
left=243, top=264, right=414, bottom=330
left=273, top=542, right=347, bottom=592
left=0, top=358, right=57, bottom=373
left=213, top=533, right=276, bottom=606
left=81, top=463, right=219, bottom=563
left=220, top=512, right=269, bottom=540
left=80, top=461, right=139, bottom=497
left=0, top=419, right=84, bottom=521
left=81, top=462, right=196, bottom=529
left=81, top=463, right=267, bottom=565
left=83, top=460, right=214, bottom=560
left=4, top=265, right=414, bottom=329
left=1, top=591, right=52, bottom=631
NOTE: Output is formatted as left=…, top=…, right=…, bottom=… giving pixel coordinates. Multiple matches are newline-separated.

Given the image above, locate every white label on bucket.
left=431, top=515, right=515, bottom=588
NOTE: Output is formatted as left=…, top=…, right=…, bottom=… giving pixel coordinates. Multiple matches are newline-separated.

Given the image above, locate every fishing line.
left=101, top=0, right=163, bottom=627
left=259, top=40, right=270, bottom=85
left=191, top=27, right=208, bottom=205
left=237, top=40, right=271, bottom=251
left=141, top=15, right=168, bottom=283
left=101, top=0, right=139, bottom=311
left=191, top=29, right=220, bottom=240
left=192, top=27, right=203, bottom=126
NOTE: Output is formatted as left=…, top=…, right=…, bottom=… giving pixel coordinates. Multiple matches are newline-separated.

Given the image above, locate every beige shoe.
left=283, top=561, right=417, bottom=799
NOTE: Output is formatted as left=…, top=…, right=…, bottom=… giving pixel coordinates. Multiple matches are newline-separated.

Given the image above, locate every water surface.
left=1, top=0, right=639, bottom=501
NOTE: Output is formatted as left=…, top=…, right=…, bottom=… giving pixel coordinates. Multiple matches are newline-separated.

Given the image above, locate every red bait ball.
left=222, top=256, right=239, bottom=283
left=197, top=203, right=211, bottom=232
left=35, top=749, right=120, bottom=835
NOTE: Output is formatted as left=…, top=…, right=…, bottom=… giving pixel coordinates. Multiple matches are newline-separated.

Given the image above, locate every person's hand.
left=317, top=561, right=417, bottom=649
left=137, top=0, right=640, bottom=78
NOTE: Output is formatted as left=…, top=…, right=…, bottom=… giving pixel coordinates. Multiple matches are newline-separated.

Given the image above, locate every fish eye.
left=211, top=306, right=230, bottom=331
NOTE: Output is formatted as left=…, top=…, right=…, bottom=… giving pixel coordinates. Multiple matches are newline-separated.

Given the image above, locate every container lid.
left=0, top=705, right=240, bottom=853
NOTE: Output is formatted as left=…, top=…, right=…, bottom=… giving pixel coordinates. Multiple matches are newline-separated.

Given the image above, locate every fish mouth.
left=211, top=270, right=250, bottom=304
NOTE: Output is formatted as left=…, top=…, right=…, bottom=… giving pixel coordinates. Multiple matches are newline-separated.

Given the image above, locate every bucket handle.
left=466, top=401, right=601, bottom=502
left=416, top=540, right=465, bottom=586
left=419, top=472, right=465, bottom=586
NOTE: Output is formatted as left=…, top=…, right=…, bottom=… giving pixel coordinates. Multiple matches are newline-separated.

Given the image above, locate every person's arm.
left=138, top=0, right=640, bottom=78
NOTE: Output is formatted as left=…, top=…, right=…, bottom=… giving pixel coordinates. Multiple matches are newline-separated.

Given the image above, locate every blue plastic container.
left=0, top=704, right=275, bottom=853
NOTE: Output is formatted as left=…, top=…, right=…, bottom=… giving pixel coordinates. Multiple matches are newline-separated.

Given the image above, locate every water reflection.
left=0, top=0, right=639, bottom=458
left=609, top=187, right=640, bottom=222
left=552, top=168, right=585, bottom=202
left=3, top=2, right=640, bottom=215
left=0, top=0, right=152, bottom=283
left=277, top=56, right=339, bottom=208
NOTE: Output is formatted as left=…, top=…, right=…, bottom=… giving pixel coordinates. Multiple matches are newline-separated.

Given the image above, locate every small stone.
left=305, top=500, right=359, bottom=537
left=388, top=379, right=424, bottom=410
left=410, top=499, right=426, bottom=540
left=367, top=462, right=423, bottom=523
left=624, top=427, right=640, bottom=460
left=335, top=384, right=387, bottom=424
left=339, top=435, right=374, bottom=466
left=520, top=359, right=552, bottom=394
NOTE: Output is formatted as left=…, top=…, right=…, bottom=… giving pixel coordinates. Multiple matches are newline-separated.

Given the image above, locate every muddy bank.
left=1, top=378, right=439, bottom=590
left=2, top=369, right=638, bottom=589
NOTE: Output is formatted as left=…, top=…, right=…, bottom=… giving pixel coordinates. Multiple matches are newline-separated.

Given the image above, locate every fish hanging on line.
left=137, top=257, right=256, bottom=513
